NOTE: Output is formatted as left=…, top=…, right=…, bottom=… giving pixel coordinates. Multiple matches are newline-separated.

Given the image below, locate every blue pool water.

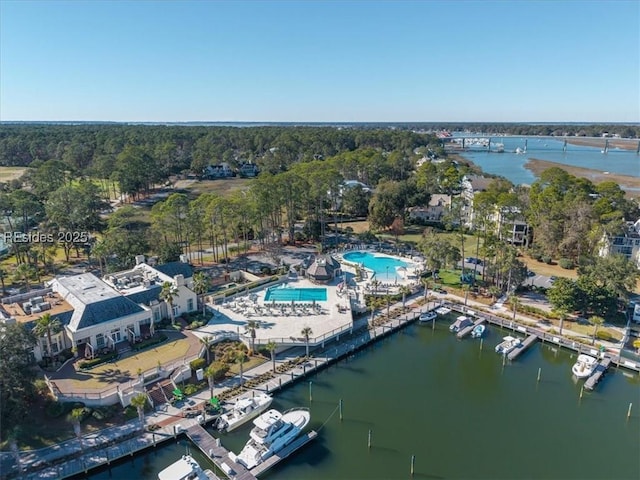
left=343, top=251, right=409, bottom=281
left=264, top=287, right=327, bottom=302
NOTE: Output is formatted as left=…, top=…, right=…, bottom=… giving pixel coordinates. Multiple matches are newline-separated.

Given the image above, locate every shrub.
left=45, top=401, right=66, bottom=418
left=124, top=405, right=137, bottom=420
left=541, top=255, right=552, bottom=264
left=78, top=352, right=118, bottom=369
left=190, top=358, right=206, bottom=371
left=596, top=330, right=612, bottom=341
left=558, top=258, right=574, bottom=269
left=134, top=334, right=168, bottom=351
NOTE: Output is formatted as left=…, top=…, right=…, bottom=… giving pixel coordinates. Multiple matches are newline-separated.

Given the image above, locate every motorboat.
left=495, top=336, right=521, bottom=355
left=231, top=408, right=311, bottom=470
left=449, top=315, right=473, bottom=333
left=435, top=306, right=451, bottom=315
left=419, top=311, right=437, bottom=322
left=158, top=454, right=213, bottom=480
left=572, top=354, right=598, bottom=379
left=471, top=324, right=485, bottom=338
left=216, top=393, right=273, bottom=432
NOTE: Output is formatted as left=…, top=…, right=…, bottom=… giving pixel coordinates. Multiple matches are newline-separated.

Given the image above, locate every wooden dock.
left=184, top=423, right=257, bottom=480
left=251, top=430, right=318, bottom=477
left=584, top=357, right=612, bottom=391
left=507, top=334, right=538, bottom=361
left=456, top=318, right=484, bottom=339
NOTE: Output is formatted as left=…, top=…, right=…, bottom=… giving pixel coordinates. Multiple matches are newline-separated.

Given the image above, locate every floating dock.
left=456, top=318, right=484, bottom=339
left=584, top=357, right=612, bottom=391
left=507, top=334, right=538, bottom=361
left=185, top=424, right=257, bottom=480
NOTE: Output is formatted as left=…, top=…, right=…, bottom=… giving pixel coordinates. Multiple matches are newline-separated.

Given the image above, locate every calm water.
left=80, top=316, right=640, bottom=480
left=454, top=135, right=640, bottom=186
left=343, top=252, right=409, bottom=281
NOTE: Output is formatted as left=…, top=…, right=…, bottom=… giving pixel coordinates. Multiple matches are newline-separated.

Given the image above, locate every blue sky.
left=1, top=0, right=638, bottom=122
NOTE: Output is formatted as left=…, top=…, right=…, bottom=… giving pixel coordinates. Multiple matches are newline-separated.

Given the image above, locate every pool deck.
left=339, top=250, right=424, bottom=294
left=195, top=278, right=354, bottom=347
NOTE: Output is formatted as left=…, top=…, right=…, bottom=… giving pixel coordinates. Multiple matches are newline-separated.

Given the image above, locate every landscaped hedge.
left=190, top=358, right=206, bottom=371
left=559, top=258, right=574, bottom=269
left=78, top=352, right=118, bottom=369
left=133, top=333, right=168, bottom=351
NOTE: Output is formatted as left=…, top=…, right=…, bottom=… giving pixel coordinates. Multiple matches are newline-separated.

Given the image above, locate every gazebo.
left=305, top=255, right=341, bottom=284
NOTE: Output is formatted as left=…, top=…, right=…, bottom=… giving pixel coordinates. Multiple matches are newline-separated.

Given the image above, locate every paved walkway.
left=1, top=289, right=632, bottom=479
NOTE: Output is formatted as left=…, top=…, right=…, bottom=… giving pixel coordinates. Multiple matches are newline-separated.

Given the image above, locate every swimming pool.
left=342, top=251, right=410, bottom=281
left=264, top=287, right=328, bottom=302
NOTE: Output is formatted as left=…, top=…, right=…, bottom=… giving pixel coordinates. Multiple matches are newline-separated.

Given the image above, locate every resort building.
left=407, top=194, right=452, bottom=224
left=301, top=255, right=342, bottom=283
left=0, top=256, right=198, bottom=362
left=598, top=219, right=640, bottom=269
left=203, top=163, right=235, bottom=178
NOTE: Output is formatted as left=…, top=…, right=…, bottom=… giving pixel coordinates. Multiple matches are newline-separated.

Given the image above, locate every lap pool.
left=264, top=287, right=328, bottom=302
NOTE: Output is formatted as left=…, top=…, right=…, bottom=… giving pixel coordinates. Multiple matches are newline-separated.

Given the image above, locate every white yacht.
left=572, top=354, right=598, bottom=378
left=449, top=315, right=473, bottom=333
left=216, top=393, right=273, bottom=432
left=232, top=408, right=311, bottom=470
left=158, top=454, right=213, bottom=480
left=495, top=336, right=521, bottom=355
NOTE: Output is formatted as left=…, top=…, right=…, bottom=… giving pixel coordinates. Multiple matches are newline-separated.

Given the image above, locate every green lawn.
left=0, top=166, right=28, bottom=182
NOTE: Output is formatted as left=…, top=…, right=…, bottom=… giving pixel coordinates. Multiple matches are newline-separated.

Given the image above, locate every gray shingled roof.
left=153, top=262, right=194, bottom=279
left=72, top=297, right=144, bottom=330
left=125, top=284, right=162, bottom=306
left=306, top=261, right=334, bottom=280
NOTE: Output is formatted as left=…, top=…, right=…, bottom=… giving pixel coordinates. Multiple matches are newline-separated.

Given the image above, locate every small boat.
left=419, top=311, right=437, bottom=322
left=216, top=393, right=273, bottom=432
left=435, top=306, right=451, bottom=316
left=471, top=324, right=485, bottom=338
left=572, top=354, right=598, bottom=378
left=231, top=408, right=311, bottom=470
left=158, top=454, right=213, bottom=480
left=449, top=315, right=473, bottom=333
left=495, top=336, right=521, bottom=355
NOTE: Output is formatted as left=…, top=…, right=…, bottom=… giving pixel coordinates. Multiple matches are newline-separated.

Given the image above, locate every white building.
left=598, top=219, right=640, bottom=269
left=408, top=194, right=452, bottom=223
left=0, top=257, right=198, bottom=362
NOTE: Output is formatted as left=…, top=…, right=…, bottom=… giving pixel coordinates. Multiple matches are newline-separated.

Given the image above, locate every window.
left=154, top=310, right=160, bottom=321
left=96, top=334, right=105, bottom=348
left=173, top=305, right=179, bottom=316
left=187, top=299, right=194, bottom=311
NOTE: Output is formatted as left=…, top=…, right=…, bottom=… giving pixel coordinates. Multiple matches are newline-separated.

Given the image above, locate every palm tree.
left=509, top=295, right=521, bottom=321
left=399, top=285, right=411, bottom=307
left=68, top=408, right=85, bottom=452
left=33, top=313, right=62, bottom=359
left=159, top=281, right=179, bottom=326
left=205, top=361, right=228, bottom=397
left=130, top=393, right=148, bottom=431
left=301, top=326, right=313, bottom=358
left=590, top=316, right=605, bottom=345
left=192, top=271, right=209, bottom=315
left=235, top=347, right=247, bottom=385
left=13, top=263, right=35, bottom=291
left=463, top=284, right=471, bottom=306
left=245, top=320, right=260, bottom=355
left=199, top=335, right=215, bottom=364
left=553, top=307, right=569, bottom=335
left=420, top=276, right=430, bottom=300
left=266, top=340, right=277, bottom=373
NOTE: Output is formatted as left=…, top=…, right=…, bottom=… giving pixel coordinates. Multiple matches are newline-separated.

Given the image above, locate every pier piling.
left=309, top=381, right=313, bottom=402
left=410, top=455, right=415, bottom=476
left=480, top=338, right=483, bottom=351
left=339, top=399, right=343, bottom=421
left=627, top=403, right=633, bottom=420
left=537, top=368, right=541, bottom=383
left=368, top=429, right=372, bottom=449
left=580, top=386, right=584, bottom=401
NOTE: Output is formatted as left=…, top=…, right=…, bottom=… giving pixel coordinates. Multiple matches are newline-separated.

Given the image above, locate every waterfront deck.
left=456, top=318, right=484, bottom=339
left=584, top=357, right=612, bottom=391
left=507, top=334, right=538, bottom=361
left=184, top=424, right=257, bottom=480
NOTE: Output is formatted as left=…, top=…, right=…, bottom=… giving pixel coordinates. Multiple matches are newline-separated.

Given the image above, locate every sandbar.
left=524, top=158, right=640, bottom=197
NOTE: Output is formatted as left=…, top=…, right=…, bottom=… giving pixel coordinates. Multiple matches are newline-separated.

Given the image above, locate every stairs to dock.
left=148, top=379, right=174, bottom=407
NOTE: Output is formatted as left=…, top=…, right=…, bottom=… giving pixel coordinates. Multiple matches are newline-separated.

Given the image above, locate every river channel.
left=80, top=316, right=640, bottom=480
